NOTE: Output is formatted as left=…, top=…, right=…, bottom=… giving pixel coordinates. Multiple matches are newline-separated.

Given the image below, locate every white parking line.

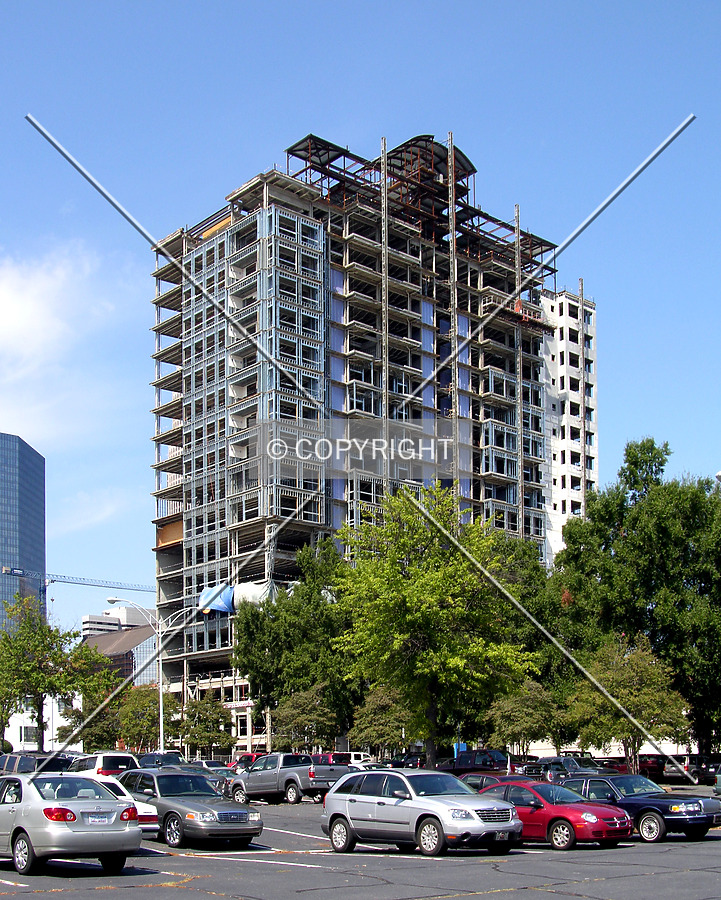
left=0, top=879, right=25, bottom=886
left=263, top=826, right=326, bottom=840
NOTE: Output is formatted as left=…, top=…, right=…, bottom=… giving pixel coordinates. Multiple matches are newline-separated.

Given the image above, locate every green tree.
left=118, top=685, right=180, bottom=752
left=180, top=691, right=234, bottom=757
left=0, top=596, right=113, bottom=751
left=571, top=634, right=689, bottom=773
left=55, top=666, right=125, bottom=751
left=347, top=685, right=413, bottom=757
left=335, top=485, right=539, bottom=767
left=272, top=683, right=337, bottom=751
left=555, top=439, right=721, bottom=751
left=233, top=539, right=359, bottom=733
left=486, top=678, right=573, bottom=756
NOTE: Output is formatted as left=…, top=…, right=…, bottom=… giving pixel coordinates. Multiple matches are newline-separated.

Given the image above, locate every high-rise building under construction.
left=151, top=133, right=598, bottom=747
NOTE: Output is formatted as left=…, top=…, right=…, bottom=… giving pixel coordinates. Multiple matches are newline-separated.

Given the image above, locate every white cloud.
left=0, top=241, right=147, bottom=451
left=47, top=486, right=135, bottom=539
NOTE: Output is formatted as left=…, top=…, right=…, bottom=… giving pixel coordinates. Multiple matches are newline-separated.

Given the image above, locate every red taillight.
left=120, top=806, right=138, bottom=821
left=43, top=807, right=77, bottom=822
left=98, top=768, right=122, bottom=776
left=308, top=766, right=316, bottom=779
left=323, top=793, right=326, bottom=809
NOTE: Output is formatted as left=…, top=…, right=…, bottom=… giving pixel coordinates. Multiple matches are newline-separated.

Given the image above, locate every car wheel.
left=637, top=811, right=666, bottom=843
left=233, top=785, right=249, bottom=804
left=683, top=826, right=709, bottom=840
left=395, top=842, right=416, bottom=853
left=416, top=817, right=447, bottom=856
left=13, top=832, right=38, bottom=875
left=285, top=782, right=301, bottom=804
left=164, top=812, right=185, bottom=848
left=99, top=854, right=127, bottom=875
left=548, top=819, right=576, bottom=850
left=329, top=816, right=356, bottom=852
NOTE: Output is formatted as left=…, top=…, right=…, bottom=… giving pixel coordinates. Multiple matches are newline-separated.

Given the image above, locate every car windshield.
left=610, top=775, right=662, bottom=796
left=533, top=783, right=588, bottom=804
left=157, top=774, right=219, bottom=796
left=31, top=776, right=118, bottom=801
left=406, top=773, right=476, bottom=796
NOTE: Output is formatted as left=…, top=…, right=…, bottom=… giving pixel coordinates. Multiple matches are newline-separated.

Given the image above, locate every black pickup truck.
left=437, top=749, right=509, bottom=776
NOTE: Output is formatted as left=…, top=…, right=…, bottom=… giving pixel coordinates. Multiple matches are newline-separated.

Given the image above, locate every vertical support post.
left=514, top=204, right=522, bottom=314
left=447, top=133, right=460, bottom=493
left=158, top=615, right=165, bottom=751
left=578, top=277, right=587, bottom=517
left=381, top=137, right=390, bottom=483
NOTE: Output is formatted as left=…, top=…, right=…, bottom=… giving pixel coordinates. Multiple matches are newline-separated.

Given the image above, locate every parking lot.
left=0, top=791, right=720, bottom=900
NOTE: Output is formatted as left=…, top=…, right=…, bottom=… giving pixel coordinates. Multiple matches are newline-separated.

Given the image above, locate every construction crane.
left=2, top=567, right=154, bottom=594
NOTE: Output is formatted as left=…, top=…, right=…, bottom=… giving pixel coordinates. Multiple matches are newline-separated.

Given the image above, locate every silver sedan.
left=119, top=768, right=263, bottom=848
left=0, top=773, right=142, bottom=875
left=321, top=769, right=522, bottom=856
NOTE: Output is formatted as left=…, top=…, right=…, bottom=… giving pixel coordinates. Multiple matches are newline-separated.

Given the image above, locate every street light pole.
left=107, top=598, right=188, bottom=752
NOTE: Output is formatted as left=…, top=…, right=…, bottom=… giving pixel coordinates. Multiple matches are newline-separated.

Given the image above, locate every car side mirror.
left=393, top=790, right=411, bottom=800
left=529, top=798, right=543, bottom=809
left=142, top=788, right=156, bottom=797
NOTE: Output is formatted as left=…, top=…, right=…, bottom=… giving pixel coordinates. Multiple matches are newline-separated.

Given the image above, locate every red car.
left=478, top=780, right=633, bottom=850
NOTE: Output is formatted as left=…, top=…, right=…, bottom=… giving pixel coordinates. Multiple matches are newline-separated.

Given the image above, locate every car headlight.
left=449, top=809, right=473, bottom=820
left=248, top=810, right=261, bottom=821
left=581, top=812, right=598, bottom=823
left=669, top=802, right=701, bottom=813
left=186, top=811, right=217, bottom=822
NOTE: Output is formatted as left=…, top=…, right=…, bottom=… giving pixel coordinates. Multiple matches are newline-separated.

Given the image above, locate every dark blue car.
left=562, top=773, right=721, bottom=843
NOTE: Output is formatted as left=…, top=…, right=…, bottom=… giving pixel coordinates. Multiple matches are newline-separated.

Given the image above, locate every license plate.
left=496, top=832, right=508, bottom=841
left=88, top=815, right=108, bottom=825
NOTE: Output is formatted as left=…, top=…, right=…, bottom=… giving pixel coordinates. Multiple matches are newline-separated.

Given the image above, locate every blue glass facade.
left=0, top=433, right=46, bottom=632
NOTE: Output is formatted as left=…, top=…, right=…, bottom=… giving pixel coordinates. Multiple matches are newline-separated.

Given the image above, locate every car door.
left=347, top=772, right=386, bottom=839
left=257, top=755, right=280, bottom=793
left=587, top=778, right=616, bottom=803
left=506, top=784, right=546, bottom=840
left=0, top=779, right=22, bottom=853
left=374, top=774, right=413, bottom=840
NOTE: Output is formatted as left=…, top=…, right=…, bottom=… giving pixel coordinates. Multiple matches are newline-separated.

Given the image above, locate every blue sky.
left=1, top=1, right=718, bottom=630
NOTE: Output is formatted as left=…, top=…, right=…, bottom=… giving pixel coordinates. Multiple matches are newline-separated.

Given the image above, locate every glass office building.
left=0, top=433, right=46, bottom=632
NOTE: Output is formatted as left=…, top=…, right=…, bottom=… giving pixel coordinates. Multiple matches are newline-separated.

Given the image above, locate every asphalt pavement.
left=0, top=793, right=719, bottom=900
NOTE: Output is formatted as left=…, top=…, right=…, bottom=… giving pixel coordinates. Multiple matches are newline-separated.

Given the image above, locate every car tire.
left=329, top=816, right=356, bottom=852
left=637, top=811, right=666, bottom=842
left=13, top=832, right=38, bottom=875
left=233, top=785, right=249, bottom=804
left=395, top=842, right=416, bottom=853
left=285, top=782, right=302, bottom=804
left=164, top=812, right=185, bottom=848
left=683, top=826, right=709, bottom=841
left=99, top=854, right=127, bottom=875
left=548, top=819, right=576, bottom=850
left=416, top=817, right=447, bottom=856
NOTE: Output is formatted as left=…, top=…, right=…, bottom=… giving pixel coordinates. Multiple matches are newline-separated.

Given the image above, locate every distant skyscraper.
left=0, top=433, right=46, bottom=631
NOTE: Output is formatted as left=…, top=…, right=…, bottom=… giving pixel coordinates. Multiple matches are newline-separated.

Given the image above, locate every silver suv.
left=320, top=769, right=522, bottom=856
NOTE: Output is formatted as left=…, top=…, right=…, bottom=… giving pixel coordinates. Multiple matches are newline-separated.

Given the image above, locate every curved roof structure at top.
left=381, top=134, right=477, bottom=180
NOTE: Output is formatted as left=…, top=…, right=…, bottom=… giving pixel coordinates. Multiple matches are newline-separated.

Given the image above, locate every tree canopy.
left=335, top=484, right=539, bottom=766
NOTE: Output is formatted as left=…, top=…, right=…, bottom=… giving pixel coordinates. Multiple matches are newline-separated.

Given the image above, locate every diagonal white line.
left=24, top=114, right=322, bottom=409
left=33, top=493, right=321, bottom=771
left=405, top=491, right=695, bottom=784
left=399, top=114, right=696, bottom=412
